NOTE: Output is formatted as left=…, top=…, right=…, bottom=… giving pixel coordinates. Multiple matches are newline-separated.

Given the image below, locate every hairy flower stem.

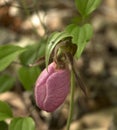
left=66, top=70, right=75, bottom=130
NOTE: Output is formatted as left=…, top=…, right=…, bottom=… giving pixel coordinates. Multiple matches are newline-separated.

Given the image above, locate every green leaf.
left=65, top=24, right=93, bottom=58
left=0, top=74, right=15, bottom=93
left=65, top=24, right=77, bottom=34
left=9, top=117, right=35, bottom=130
left=0, top=44, right=26, bottom=72
left=74, top=24, right=93, bottom=58
left=45, top=32, right=71, bottom=68
left=0, top=121, right=8, bottom=130
left=75, top=0, right=101, bottom=17
left=20, top=40, right=46, bottom=66
left=0, top=100, right=13, bottom=121
left=18, top=66, right=41, bottom=90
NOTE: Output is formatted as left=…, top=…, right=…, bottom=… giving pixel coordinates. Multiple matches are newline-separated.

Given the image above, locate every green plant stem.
left=66, top=70, right=75, bottom=130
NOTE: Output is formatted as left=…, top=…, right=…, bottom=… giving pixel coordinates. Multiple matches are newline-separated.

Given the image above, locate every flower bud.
left=35, top=62, right=70, bottom=112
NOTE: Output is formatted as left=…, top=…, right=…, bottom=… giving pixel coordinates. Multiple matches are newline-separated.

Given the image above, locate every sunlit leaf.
left=65, top=24, right=93, bottom=58
left=9, top=117, right=35, bottom=130
left=74, top=24, right=93, bottom=58
left=75, top=0, right=101, bottom=17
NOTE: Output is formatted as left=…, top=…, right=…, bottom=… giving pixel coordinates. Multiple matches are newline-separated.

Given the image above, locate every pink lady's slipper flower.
left=35, top=62, right=70, bottom=112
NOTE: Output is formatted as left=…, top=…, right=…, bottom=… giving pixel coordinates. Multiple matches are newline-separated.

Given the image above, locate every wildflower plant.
left=43, top=0, right=101, bottom=129
left=0, top=0, right=101, bottom=130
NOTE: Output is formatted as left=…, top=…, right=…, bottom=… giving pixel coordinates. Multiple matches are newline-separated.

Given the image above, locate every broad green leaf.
left=75, top=24, right=93, bottom=58
left=9, top=117, right=35, bottom=130
left=75, top=0, right=101, bottom=17
left=65, top=24, right=93, bottom=58
left=20, top=40, right=46, bottom=66
left=0, top=44, right=26, bottom=72
left=18, top=66, right=40, bottom=90
left=0, top=74, right=15, bottom=93
left=45, top=32, right=71, bottom=68
left=0, top=100, right=13, bottom=121
left=0, top=121, right=8, bottom=130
